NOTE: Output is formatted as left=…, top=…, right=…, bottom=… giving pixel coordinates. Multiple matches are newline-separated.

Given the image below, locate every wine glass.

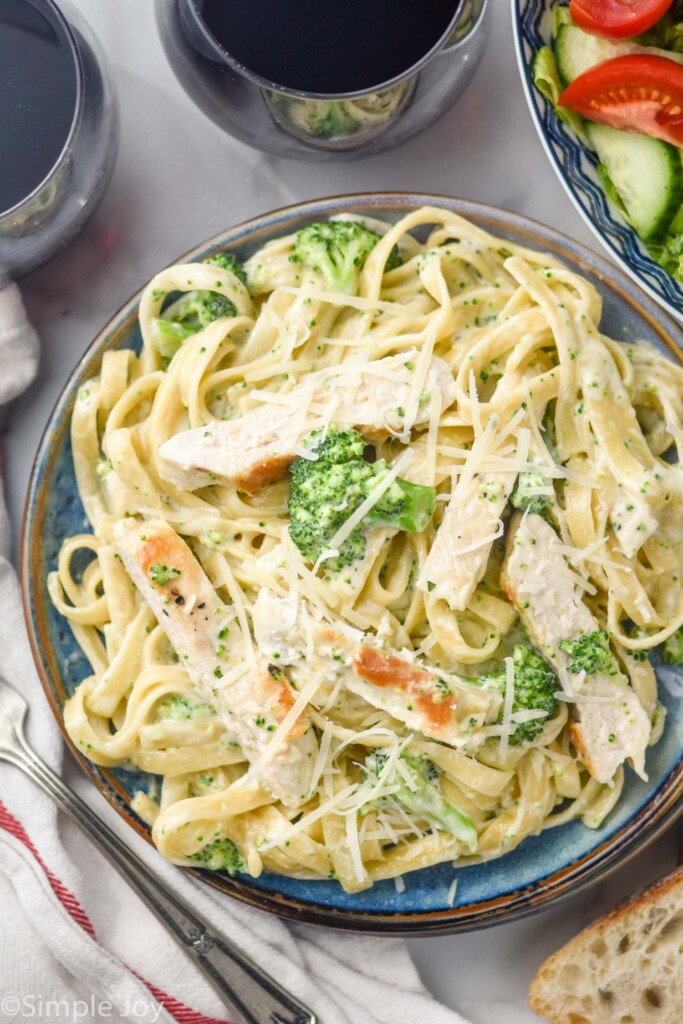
left=155, top=0, right=489, bottom=160
left=0, top=0, right=119, bottom=277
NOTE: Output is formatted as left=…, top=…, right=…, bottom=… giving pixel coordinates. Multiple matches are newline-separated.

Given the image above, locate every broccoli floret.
left=288, top=429, right=435, bottom=571
left=173, top=290, right=236, bottom=331
left=306, top=101, right=359, bottom=138
left=204, top=251, right=248, bottom=287
left=153, top=317, right=201, bottom=358
left=365, top=752, right=477, bottom=851
left=479, top=644, right=558, bottom=745
left=290, top=220, right=402, bottom=295
left=154, top=254, right=242, bottom=358
left=154, top=290, right=236, bottom=358
left=305, top=428, right=365, bottom=463
left=510, top=471, right=554, bottom=516
left=558, top=630, right=617, bottom=676
left=383, top=245, right=403, bottom=272
left=158, top=695, right=216, bottom=721
left=189, top=837, right=244, bottom=875
left=663, top=626, right=683, bottom=664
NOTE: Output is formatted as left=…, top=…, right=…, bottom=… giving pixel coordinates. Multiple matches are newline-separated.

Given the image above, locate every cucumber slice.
left=555, top=23, right=683, bottom=85
left=586, top=123, right=683, bottom=240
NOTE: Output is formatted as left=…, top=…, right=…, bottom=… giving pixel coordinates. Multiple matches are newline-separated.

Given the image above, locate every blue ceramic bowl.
left=22, top=194, right=683, bottom=934
left=512, top=0, right=683, bottom=322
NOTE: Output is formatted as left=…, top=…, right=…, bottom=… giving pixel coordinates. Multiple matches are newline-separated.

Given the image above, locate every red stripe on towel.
left=133, top=974, right=232, bottom=1024
left=0, top=799, right=230, bottom=1024
left=0, top=798, right=95, bottom=937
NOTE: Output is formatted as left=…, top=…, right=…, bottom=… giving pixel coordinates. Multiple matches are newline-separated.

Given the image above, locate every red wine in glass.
left=0, top=0, right=119, bottom=277
left=0, top=0, right=78, bottom=217
left=197, top=0, right=458, bottom=94
left=156, top=0, right=489, bottom=159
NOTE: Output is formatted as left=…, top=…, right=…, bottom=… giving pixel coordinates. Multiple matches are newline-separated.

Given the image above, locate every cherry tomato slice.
left=559, top=55, right=683, bottom=146
left=569, top=0, right=674, bottom=39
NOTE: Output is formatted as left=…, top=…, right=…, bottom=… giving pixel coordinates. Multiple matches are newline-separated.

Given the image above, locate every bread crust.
left=529, top=864, right=683, bottom=1023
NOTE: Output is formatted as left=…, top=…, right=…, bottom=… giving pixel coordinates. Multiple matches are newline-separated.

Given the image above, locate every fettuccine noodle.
left=49, top=206, right=683, bottom=893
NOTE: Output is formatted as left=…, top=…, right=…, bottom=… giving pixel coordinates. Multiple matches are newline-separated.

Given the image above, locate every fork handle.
left=4, top=741, right=316, bottom=1024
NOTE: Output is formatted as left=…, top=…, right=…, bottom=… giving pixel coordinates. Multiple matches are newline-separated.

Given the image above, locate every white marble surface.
left=6, top=1, right=681, bottom=1020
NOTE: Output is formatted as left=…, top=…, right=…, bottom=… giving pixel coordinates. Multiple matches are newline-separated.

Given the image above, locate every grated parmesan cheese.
left=346, top=811, right=366, bottom=883
left=395, top=756, right=420, bottom=792
left=554, top=691, right=620, bottom=705
left=524, top=386, right=555, bottom=469
left=377, top=811, right=400, bottom=845
left=555, top=664, right=577, bottom=699
left=468, top=369, right=483, bottom=441
left=551, top=536, right=630, bottom=575
left=292, top=446, right=319, bottom=461
left=499, top=656, right=516, bottom=761
left=278, top=284, right=404, bottom=314
left=547, top=546, right=598, bottom=596
left=453, top=521, right=504, bottom=557
left=403, top=332, right=436, bottom=433
left=258, top=783, right=358, bottom=852
left=311, top=548, right=340, bottom=576
left=327, top=448, right=414, bottom=553
left=425, top=388, right=442, bottom=487
left=308, top=719, right=335, bottom=796
left=510, top=708, right=549, bottom=724
left=217, top=562, right=257, bottom=670
left=516, top=427, right=531, bottom=468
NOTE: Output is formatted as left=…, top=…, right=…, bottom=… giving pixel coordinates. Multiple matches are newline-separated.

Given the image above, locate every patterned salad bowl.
left=513, top=0, right=683, bottom=322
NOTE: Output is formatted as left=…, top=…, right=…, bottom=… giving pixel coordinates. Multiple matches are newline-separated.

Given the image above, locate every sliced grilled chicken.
left=158, top=353, right=455, bottom=493
left=348, top=643, right=500, bottom=747
left=249, top=587, right=500, bottom=747
left=158, top=404, right=302, bottom=493
left=418, top=472, right=516, bottom=610
left=329, top=352, right=456, bottom=437
left=114, top=518, right=317, bottom=804
left=251, top=587, right=302, bottom=664
left=500, top=512, right=651, bottom=783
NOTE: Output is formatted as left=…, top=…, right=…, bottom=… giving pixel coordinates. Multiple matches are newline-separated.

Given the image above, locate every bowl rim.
left=21, top=190, right=683, bottom=934
left=510, top=0, right=683, bottom=323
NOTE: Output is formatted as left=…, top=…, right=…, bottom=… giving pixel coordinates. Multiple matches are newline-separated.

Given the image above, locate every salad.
left=534, top=0, right=683, bottom=282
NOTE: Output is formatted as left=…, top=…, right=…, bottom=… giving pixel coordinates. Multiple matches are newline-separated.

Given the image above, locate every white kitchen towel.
left=0, top=280, right=472, bottom=1024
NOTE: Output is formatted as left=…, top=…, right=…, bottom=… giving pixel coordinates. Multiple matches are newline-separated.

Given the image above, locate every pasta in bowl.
left=26, top=196, right=683, bottom=931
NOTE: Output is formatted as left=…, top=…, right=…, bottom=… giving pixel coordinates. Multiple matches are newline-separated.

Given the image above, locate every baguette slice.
left=530, top=866, right=683, bottom=1024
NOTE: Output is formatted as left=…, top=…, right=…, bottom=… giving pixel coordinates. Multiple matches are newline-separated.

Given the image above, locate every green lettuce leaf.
left=636, top=2, right=683, bottom=51
left=532, top=47, right=585, bottom=136
left=647, top=203, right=683, bottom=281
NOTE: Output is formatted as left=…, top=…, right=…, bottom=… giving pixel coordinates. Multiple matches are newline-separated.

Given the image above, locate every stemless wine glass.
left=155, top=0, right=489, bottom=160
left=0, top=0, right=119, bottom=277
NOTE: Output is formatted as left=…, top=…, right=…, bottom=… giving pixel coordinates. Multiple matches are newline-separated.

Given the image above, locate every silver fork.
left=0, top=676, right=317, bottom=1024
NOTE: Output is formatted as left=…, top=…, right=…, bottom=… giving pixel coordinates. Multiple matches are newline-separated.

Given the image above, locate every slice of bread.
left=529, top=865, right=683, bottom=1024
